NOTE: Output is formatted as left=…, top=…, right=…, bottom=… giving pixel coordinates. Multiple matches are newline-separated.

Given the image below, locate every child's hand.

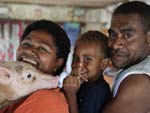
left=71, top=67, right=88, bottom=82
left=63, top=75, right=83, bottom=96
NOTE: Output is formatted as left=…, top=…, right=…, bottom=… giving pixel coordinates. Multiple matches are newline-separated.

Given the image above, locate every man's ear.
left=147, top=31, right=150, bottom=44
left=55, top=58, right=64, bottom=70
left=100, top=58, right=110, bottom=70
left=146, top=31, right=150, bottom=54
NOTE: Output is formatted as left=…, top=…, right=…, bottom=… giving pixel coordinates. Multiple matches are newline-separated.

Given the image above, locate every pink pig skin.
left=0, top=60, right=59, bottom=108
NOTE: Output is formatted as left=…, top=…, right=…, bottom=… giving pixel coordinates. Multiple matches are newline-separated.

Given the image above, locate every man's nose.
left=112, top=34, right=124, bottom=50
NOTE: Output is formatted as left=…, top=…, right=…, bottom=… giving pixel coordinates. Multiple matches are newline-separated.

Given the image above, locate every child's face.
left=16, top=30, right=62, bottom=74
left=72, top=41, right=107, bottom=82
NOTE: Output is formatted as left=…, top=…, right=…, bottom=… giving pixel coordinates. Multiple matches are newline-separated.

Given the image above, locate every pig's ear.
left=0, top=67, right=11, bottom=84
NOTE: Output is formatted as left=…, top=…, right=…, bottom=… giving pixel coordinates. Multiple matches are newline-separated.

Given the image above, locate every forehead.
left=110, top=14, right=142, bottom=31
left=75, top=41, right=102, bottom=55
left=24, top=30, right=55, bottom=45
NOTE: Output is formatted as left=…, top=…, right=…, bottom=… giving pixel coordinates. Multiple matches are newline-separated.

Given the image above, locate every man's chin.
left=112, top=62, right=125, bottom=69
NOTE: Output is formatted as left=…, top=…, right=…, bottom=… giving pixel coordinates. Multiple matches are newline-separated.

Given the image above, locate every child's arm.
left=63, top=75, right=83, bottom=113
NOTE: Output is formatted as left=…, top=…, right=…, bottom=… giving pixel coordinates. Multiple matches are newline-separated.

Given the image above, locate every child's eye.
left=73, top=56, right=79, bottom=62
left=84, top=57, right=91, bottom=61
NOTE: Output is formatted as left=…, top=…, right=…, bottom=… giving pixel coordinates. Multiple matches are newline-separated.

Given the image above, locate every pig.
left=0, top=60, right=59, bottom=108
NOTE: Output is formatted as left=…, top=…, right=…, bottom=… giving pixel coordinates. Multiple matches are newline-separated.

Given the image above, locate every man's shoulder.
left=123, top=73, right=150, bottom=87
left=118, top=74, right=150, bottom=97
left=114, top=56, right=150, bottom=95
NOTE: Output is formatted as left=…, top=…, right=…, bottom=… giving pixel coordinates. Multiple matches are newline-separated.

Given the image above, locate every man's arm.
left=102, top=74, right=150, bottom=113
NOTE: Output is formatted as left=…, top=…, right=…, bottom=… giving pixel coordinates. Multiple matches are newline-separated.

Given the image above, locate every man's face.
left=16, top=30, right=60, bottom=74
left=72, top=41, right=106, bottom=82
left=108, top=14, right=149, bottom=69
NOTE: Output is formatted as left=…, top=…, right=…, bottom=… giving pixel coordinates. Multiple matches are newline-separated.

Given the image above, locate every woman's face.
left=16, top=30, right=63, bottom=74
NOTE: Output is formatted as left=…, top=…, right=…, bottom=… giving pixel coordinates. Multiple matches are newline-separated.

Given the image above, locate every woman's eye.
left=38, top=47, right=47, bottom=52
left=21, top=42, right=31, bottom=47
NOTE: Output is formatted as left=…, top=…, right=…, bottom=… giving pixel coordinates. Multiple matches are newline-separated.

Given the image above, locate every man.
left=102, top=1, right=150, bottom=113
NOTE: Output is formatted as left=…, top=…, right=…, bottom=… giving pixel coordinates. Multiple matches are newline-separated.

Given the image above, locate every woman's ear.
left=100, top=58, right=110, bottom=70
left=55, top=58, right=64, bottom=71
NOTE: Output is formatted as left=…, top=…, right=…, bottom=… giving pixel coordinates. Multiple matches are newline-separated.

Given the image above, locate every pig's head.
left=0, top=61, right=58, bottom=101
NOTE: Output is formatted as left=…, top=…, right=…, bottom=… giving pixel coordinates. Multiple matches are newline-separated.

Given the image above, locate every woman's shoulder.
left=13, top=89, right=68, bottom=113
left=29, top=88, right=66, bottom=102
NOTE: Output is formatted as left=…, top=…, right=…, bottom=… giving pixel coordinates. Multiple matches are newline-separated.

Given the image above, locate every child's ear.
left=100, top=58, right=110, bottom=70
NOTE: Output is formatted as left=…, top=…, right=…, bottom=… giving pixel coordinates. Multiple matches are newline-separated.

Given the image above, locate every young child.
left=63, top=30, right=112, bottom=113
left=0, top=20, right=70, bottom=113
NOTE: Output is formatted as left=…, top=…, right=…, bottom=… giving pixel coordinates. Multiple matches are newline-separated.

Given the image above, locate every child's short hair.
left=21, top=20, right=71, bottom=75
left=76, top=30, right=110, bottom=58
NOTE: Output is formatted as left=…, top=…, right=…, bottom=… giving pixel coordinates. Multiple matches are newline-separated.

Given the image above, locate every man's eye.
left=109, top=32, right=117, bottom=39
left=123, top=33, right=131, bottom=38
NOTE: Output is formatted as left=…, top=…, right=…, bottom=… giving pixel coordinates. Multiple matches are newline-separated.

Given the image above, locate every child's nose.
left=78, top=61, right=84, bottom=74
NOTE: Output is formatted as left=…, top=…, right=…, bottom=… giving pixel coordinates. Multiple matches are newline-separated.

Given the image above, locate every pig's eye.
left=27, top=74, right=32, bottom=78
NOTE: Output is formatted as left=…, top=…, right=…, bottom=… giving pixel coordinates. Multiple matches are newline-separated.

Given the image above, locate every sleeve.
left=14, top=89, right=69, bottom=113
left=78, top=84, right=112, bottom=113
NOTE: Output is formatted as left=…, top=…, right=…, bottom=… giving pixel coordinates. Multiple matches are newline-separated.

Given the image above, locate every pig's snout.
left=41, top=75, right=59, bottom=88
left=50, top=76, right=59, bottom=88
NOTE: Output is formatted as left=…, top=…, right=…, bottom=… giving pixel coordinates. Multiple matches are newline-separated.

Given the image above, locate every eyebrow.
left=108, top=28, right=134, bottom=34
left=24, top=36, right=53, bottom=48
left=120, top=28, right=134, bottom=33
left=23, top=36, right=31, bottom=40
